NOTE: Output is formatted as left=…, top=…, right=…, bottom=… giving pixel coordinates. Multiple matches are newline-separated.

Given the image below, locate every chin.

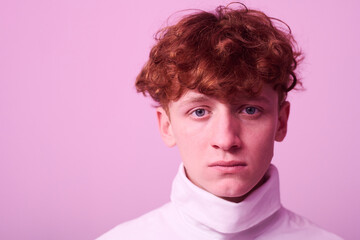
left=217, top=190, right=251, bottom=203
left=210, top=182, right=253, bottom=201
left=216, top=175, right=269, bottom=202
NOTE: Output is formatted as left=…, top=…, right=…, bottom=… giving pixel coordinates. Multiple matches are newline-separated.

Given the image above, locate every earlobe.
left=156, top=107, right=176, bottom=147
left=275, top=101, right=290, bottom=142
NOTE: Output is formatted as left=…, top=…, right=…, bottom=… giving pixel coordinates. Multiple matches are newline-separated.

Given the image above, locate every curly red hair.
left=135, top=3, right=302, bottom=111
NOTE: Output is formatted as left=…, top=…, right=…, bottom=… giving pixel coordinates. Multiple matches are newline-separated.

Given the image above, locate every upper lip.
left=208, top=160, right=247, bottom=167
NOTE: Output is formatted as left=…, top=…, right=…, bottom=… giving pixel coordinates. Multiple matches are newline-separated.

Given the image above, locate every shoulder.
left=96, top=203, right=176, bottom=240
left=258, top=207, right=343, bottom=240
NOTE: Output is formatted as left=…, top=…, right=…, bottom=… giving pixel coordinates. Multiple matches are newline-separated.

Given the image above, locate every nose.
left=210, top=109, right=241, bottom=151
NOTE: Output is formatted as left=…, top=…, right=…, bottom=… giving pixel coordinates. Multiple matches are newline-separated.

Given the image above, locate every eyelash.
left=240, top=106, right=261, bottom=115
left=189, top=106, right=261, bottom=119
left=189, top=105, right=262, bottom=120
left=189, top=108, right=210, bottom=118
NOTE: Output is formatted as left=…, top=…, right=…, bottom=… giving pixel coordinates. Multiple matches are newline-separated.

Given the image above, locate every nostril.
left=228, top=144, right=241, bottom=153
left=212, top=144, right=220, bottom=149
left=211, top=140, right=241, bottom=151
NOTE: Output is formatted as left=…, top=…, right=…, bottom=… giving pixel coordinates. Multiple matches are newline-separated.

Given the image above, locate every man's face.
left=157, top=84, right=289, bottom=202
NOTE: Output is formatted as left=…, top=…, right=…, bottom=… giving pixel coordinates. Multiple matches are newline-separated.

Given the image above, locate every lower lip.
left=211, top=165, right=247, bottom=174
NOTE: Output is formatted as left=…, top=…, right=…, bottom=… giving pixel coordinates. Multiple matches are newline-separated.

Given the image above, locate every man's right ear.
left=156, top=107, right=176, bottom=147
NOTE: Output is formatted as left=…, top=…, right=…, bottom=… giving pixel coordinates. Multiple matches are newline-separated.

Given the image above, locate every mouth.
left=209, top=161, right=247, bottom=173
left=209, top=160, right=247, bottom=167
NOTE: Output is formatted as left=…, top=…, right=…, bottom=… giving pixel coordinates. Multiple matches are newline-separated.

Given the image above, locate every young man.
left=98, top=4, right=342, bottom=240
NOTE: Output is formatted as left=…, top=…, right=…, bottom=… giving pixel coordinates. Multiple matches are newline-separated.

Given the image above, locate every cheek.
left=182, top=120, right=207, bottom=137
left=174, top=131, right=212, bottom=183
left=176, top=133, right=208, bottom=159
left=250, top=117, right=277, bottom=139
left=172, top=118, right=209, bottom=145
left=244, top=121, right=277, bottom=155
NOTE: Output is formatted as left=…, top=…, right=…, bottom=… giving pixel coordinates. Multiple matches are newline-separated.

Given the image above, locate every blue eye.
left=244, top=107, right=258, bottom=115
left=194, top=109, right=206, bottom=117
left=190, top=108, right=208, bottom=118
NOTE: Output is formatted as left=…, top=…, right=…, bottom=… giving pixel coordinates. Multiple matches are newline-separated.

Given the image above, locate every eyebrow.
left=180, top=95, right=213, bottom=105
left=183, top=94, right=271, bottom=104
left=177, top=92, right=274, bottom=109
left=236, top=95, right=272, bottom=104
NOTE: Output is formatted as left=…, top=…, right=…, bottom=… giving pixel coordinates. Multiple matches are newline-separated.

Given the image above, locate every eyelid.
left=238, top=105, right=263, bottom=114
left=188, top=107, right=211, bottom=118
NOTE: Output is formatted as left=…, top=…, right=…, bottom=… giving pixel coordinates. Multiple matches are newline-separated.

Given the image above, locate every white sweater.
left=98, top=164, right=342, bottom=240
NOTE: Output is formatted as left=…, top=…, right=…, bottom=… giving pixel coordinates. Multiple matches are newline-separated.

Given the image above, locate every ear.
left=156, top=107, right=176, bottom=147
left=275, top=101, right=290, bottom=142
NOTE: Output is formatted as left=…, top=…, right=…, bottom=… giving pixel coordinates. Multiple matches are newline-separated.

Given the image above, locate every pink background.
left=1, top=0, right=359, bottom=239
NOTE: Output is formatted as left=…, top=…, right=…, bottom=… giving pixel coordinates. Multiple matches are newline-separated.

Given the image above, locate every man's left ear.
left=275, top=101, right=290, bottom=142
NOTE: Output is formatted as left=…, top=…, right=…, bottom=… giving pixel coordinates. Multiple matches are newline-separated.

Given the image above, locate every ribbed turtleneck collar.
left=170, top=164, right=281, bottom=235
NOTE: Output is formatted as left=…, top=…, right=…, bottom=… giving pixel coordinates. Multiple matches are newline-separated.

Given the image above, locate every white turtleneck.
left=97, top=164, right=342, bottom=240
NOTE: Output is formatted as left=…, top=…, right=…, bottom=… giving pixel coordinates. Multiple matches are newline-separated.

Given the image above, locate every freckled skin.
left=157, top=84, right=290, bottom=203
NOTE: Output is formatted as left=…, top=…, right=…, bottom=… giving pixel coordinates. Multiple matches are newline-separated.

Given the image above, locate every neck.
left=170, top=163, right=282, bottom=234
